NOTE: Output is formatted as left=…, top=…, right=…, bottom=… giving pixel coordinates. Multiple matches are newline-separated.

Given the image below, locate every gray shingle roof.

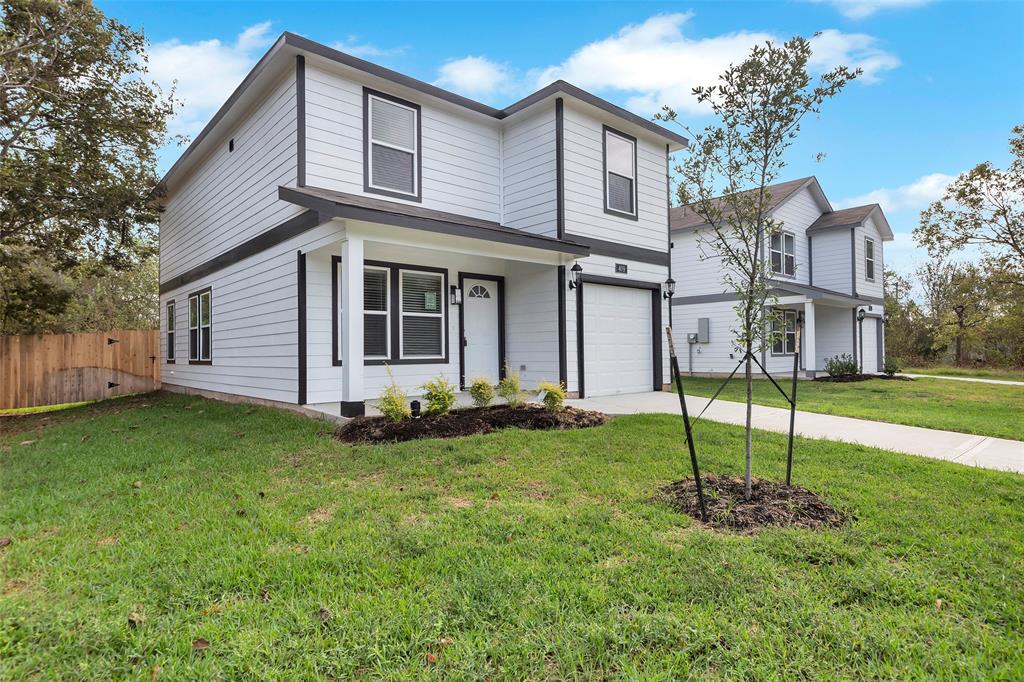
left=806, top=204, right=880, bottom=233
left=669, top=177, right=816, bottom=232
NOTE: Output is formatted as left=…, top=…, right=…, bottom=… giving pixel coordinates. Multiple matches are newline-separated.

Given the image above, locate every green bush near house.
left=536, top=381, right=566, bottom=412
left=420, top=375, right=457, bottom=416
left=377, top=366, right=411, bottom=422
left=468, top=377, right=495, bottom=408
left=824, top=353, right=859, bottom=377
left=498, top=368, right=524, bottom=407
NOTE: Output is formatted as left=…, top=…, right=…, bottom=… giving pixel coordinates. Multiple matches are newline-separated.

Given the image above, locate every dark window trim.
left=602, top=124, right=639, bottom=221
left=297, top=251, right=307, bottom=405
left=363, top=87, right=423, bottom=203
left=864, top=236, right=876, bottom=282
left=770, top=308, right=798, bottom=356
left=457, top=272, right=506, bottom=390
left=187, top=286, right=213, bottom=365
left=165, top=300, right=176, bottom=364
left=575, top=276, right=663, bottom=399
left=555, top=98, right=565, bottom=239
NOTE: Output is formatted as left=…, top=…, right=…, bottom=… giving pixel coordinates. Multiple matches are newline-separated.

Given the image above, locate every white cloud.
left=531, top=14, right=900, bottom=117
left=837, top=173, right=955, bottom=211
left=434, top=56, right=514, bottom=97
left=149, top=23, right=276, bottom=140
left=826, top=0, right=933, bottom=20
left=330, top=36, right=405, bottom=59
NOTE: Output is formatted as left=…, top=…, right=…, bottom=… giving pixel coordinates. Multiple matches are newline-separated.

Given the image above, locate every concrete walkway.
left=900, top=373, right=1024, bottom=386
left=567, top=391, right=1024, bottom=474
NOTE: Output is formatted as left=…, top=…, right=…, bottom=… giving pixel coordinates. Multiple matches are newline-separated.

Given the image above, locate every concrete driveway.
left=567, top=391, right=1024, bottom=475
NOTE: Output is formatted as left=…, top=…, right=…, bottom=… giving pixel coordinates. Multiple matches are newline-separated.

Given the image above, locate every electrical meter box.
left=687, top=333, right=698, bottom=344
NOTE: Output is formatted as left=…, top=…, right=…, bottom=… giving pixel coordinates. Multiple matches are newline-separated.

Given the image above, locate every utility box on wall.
left=697, top=317, right=710, bottom=343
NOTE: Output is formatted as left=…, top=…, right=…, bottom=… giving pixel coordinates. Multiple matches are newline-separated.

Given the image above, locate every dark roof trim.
left=279, top=185, right=590, bottom=256
left=159, top=210, right=321, bottom=293
left=563, top=232, right=669, bottom=266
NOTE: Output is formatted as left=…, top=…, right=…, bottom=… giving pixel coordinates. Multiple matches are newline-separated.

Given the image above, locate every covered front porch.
left=283, top=186, right=589, bottom=417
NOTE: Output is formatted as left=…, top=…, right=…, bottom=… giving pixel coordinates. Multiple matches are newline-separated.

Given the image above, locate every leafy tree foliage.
left=916, top=125, right=1024, bottom=289
left=0, top=0, right=178, bottom=334
left=659, top=36, right=858, bottom=499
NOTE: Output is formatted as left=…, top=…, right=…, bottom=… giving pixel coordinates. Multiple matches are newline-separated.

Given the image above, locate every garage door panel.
left=583, top=284, right=653, bottom=397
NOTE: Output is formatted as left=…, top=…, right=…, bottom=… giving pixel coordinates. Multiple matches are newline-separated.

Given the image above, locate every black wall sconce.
left=568, top=262, right=583, bottom=289
left=663, top=276, right=676, bottom=300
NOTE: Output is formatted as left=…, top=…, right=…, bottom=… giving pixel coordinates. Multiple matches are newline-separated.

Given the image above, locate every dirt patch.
left=301, top=505, right=335, bottom=528
left=657, top=474, right=848, bottom=532
left=96, top=536, right=119, bottom=547
left=814, top=374, right=913, bottom=383
left=445, top=497, right=474, bottom=509
left=335, top=404, right=608, bottom=444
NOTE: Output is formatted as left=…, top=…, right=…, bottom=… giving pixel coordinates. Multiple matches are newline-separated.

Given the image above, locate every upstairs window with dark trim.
left=188, top=288, right=212, bottom=364
left=363, top=266, right=390, bottom=359
left=771, top=231, right=796, bottom=276
left=365, top=89, right=421, bottom=201
left=771, top=309, right=798, bottom=355
left=166, top=301, right=176, bottom=363
left=603, top=126, right=637, bottom=219
left=400, top=270, right=445, bottom=359
left=865, top=237, right=876, bottom=281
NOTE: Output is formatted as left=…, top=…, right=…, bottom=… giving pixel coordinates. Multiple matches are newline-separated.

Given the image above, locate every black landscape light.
left=410, top=400, right=421, bottom=418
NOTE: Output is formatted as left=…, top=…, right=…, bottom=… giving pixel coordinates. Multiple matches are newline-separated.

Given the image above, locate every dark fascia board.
left=156, top=32, right=688, bottom=196
left=670, top=177, right=821, bottom=234
left=279, top=186, right=590, bottom=257
left=579, top=273, right=661, bottom=291
left=563, top=232, right=668, bottom=266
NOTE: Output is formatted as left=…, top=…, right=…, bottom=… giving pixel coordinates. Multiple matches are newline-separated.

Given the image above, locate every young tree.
left=659, top=37, right=858, bottom=500
left=0, top=0, right=179, bottom=333
left=916, top=259, right=990, bottom=366
left=916, top=125, right=1024, bottom=289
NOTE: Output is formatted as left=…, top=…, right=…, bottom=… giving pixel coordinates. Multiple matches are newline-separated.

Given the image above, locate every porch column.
left=340, top=236, right=365, bottom=416
left=803, top=301, right=817, bottom=377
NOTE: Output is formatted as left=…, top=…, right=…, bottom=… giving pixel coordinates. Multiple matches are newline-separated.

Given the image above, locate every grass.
left=678, top=375, right=1024, bottom=441
left=904, top=366, right=1024, bottom=382
left=0, top=400, right=97, bottom=416
left=1, top=392, right=1023, bottom=678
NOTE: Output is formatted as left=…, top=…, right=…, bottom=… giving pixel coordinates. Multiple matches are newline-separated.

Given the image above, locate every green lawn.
left=2, top=393, right=1022, bottom=678
left=904, top=366, right=1024, bottom=382
left=678, top=375, right=1024, bottom=441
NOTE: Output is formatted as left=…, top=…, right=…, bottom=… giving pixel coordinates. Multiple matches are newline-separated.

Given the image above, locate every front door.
left=463, top=278, right=500, bottom=383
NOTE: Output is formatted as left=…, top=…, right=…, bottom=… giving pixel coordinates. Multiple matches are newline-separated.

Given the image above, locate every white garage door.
left=861, top=317, right=879, bottom=374
left=583, top=283, right=653, bottom=397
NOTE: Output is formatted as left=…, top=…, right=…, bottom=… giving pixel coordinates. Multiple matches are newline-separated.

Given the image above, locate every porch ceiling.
left=279, top=185, right=589, bottom=257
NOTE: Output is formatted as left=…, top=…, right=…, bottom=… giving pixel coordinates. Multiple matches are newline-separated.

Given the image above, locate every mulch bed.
left=335, top=404, right=608, bottom=443
left=814, top=374, right=913, bottom=383
left=656, top=473, right=849, bottom=532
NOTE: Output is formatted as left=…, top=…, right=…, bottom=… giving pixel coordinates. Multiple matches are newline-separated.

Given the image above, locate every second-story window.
left=603, top=126, right=637, bottom=219
left=770, top=231, right=796, bottom=276
left=865, top=237, right=876, bottom=281
left=365, top=89, right=421, bottom=201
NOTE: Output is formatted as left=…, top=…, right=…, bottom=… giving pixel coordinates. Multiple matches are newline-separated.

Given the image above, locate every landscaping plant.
left=420, top=374, right=457, bottom=416
left=498, top=368, right=524, bottom=407
left=536, top=381, right=566, bottom=412
left=824, top=353, right=858, bottom=377
left=468, top=377, right=495, bottom=408
left=883, top=357, right=901, bottom=377
left=377, top=366, right=411, bottom=422
left=658, top=37, right=859, bottom=500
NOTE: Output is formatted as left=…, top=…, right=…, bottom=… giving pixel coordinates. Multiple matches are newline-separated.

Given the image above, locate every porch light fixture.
left=882, top=313, right=890, bottom=324
left=857, top=309, right=866, bottom=322
left=450, top=285, right=462, bottom=305
left=568, top=262, right=583, bottom=289
left=663, top=277, right=676, bottom=299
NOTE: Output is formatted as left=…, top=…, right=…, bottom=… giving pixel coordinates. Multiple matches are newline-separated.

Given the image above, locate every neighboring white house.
left=156, top=32, right=687, bottom=416
left=669, top=177, right=893, bottom=378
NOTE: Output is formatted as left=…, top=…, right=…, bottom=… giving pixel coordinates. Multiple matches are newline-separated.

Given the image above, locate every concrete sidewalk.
left=567, top=391, right=1024, bottom=474
left=900, top=373, right=1024, bottom=386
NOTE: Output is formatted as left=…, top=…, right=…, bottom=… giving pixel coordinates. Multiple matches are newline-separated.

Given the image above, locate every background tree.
left=916, top=260, right=990, bottom=366
left=916, top=125, right=1024, bottom=289
left=659, top=37, right=858, bottom=499
left=0, top=0, right=178, bottom=334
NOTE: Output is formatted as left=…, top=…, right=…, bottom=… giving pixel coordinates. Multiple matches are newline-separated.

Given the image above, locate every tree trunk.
left=744, top=344, right=753, bottom=501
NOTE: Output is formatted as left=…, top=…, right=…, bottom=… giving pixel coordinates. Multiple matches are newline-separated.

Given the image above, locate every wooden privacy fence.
left=0, top=330, right=160, bottom=410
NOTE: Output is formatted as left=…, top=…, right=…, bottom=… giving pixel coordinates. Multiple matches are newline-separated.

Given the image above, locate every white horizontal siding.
left=671, top=229, right=732, bottom=298
left=502, top=107, right=557, bottom=236
left=303, top=63, right=502, bottom=223
left=769, top=186, right=820, bottom=286
left=505, top=262, right=560, bottom=390
left=160, top=221, right=345, bottom=404
left=160, top=72, right=301, bottom=282
left=815, top=304, right=855, bottom=370
left=561, top=101, right=668, bottom=252
left=855, top=216, right=885, bottom=300
left=810, top=229, right=852, bottom=294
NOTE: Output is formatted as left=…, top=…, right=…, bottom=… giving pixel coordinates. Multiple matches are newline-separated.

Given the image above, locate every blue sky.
left=100, top=0, right=1024, bottom=273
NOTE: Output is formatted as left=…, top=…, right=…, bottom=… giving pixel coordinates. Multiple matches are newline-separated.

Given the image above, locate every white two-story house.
left=669, top=177, right=892, bottom=377
left=156, top=32, right=686, bottom=416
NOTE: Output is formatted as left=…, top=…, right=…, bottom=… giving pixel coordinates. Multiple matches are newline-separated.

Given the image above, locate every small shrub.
left=377, top=366, right=411, bottom=422
left=882, top=358, right=900, bottom=376
left=824, top=353, right=858, bottom=377
left=498, top=368, right=524, bottom=407
left=468, top=377, right=495, bottom=408
left=536, top=381, right=566, bottom=412
left=420, top=374, right=457, bottom=416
